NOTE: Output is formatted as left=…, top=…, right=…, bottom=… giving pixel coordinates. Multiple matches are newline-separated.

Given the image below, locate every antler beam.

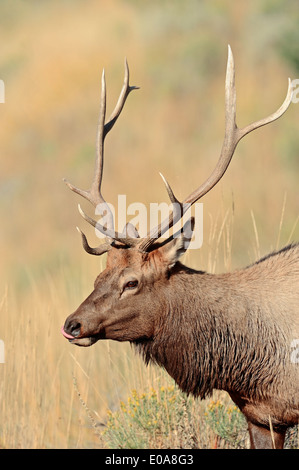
left=64, top=60, right=139, bottom=253
left=138, top=45, right=293, bottom=252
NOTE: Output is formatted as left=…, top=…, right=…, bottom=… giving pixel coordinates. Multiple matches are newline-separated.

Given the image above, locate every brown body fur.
left=137, top=244, right=299, bottom=432
left=64, top=242, right=299, bottom=448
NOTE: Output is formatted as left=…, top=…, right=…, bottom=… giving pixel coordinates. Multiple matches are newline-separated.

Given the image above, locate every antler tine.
left=63, top=69, right=107, bottom=208
left=90, top=58, right=139, bottom=208
left=104, top=58, right=140, bottom=135
left=91, top=68, right=107, bottom=208
left=64, top=59, right=139, bottom=249
left=184, top=45, right=293, bottom=204
left=76, top=227, right=111, bottom=256
left=65, top=60, right=138, bottom=208
left=139, top=45, right=293, bottom=252
left=159, top=173, right=180, bottom=204
left=183, top=44, right=238, bottom=205
left=78, top=204, right=140, bottom=247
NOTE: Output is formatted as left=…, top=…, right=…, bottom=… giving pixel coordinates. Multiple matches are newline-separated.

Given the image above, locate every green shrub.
left=204, top=399, right=247, bottom=448
left=102, top=388, right=297, bottom=449
left=102, top=386, right=196, bottom=449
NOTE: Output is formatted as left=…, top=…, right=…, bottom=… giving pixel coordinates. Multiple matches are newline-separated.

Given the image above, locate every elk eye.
left=124, top=280, right=138, bottom=291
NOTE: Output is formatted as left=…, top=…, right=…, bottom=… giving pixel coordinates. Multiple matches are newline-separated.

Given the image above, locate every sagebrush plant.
left=102, top=385, right=197, bottom=449
left=204, top=399, right=247, bottom=448
left=101, top=386, right=299, bottom=449
left=101, top=385, right=250, bottom=449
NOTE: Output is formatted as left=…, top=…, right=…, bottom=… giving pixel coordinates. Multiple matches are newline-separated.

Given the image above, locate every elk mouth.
left=61, top=326, right=104, bottom=347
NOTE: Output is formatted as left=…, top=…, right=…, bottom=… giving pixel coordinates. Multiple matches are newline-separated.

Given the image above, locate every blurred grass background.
left=0, top=0, right=298, bottom=448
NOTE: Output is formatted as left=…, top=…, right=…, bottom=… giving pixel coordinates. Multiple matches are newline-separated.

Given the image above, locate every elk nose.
left=64, top=320, right=81, bottom=338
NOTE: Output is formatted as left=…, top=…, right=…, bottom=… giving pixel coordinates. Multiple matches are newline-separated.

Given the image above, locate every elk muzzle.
left=61, top=311, right=105, bottom=347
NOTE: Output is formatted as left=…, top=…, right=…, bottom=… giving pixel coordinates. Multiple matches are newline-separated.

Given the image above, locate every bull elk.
left=62, top=46, right=299, bottom=449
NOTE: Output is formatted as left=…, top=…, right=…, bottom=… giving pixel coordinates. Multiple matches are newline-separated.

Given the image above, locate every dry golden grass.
left=0, top=0, right=298, bottom=448
left=0, top=263, right=169, bottom=448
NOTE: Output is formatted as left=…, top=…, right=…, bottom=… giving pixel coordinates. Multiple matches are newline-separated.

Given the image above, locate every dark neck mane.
left=134, top=264, right=286, bottom=399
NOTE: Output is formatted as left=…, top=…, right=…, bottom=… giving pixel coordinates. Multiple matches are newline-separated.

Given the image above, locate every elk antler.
left=64, top=59, right=139, bottom=254
left=65, top=47, right=293, bottom=256
left=138, top=45, right=293, bottom=252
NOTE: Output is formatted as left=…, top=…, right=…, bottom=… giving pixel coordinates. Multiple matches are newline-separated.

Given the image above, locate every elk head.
left=62, top=47, right=292, bottom=347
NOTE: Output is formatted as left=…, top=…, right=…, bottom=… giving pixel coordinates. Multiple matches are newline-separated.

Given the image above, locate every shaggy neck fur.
left=134, top=245, right=299, bottom=400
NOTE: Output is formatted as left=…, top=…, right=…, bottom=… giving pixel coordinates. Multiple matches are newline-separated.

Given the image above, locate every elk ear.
left=160, top=217, right=195, bottom=269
